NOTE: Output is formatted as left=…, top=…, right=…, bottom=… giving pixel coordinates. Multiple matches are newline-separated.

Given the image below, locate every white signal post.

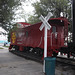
left=39, top=12, right=51, bottom=57
left=39, top=12, right=51, bottom=73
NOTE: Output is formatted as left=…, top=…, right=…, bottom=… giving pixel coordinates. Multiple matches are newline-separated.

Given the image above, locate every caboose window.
left=52, top=26, right=56, bottom=33
left=26, top=31, right=28, bottom=37
left=16, top=33, right=18, bottom=37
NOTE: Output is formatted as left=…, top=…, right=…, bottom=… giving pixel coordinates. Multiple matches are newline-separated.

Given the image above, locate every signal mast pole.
left=39, top=12, right=51, bottom=73
left=72, top=0, right=75, bottom=45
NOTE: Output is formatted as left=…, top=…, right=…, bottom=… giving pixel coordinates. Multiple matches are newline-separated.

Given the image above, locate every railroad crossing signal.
left=39, top=12, right=51, bottom=31
left=39, top=12, right=51, bottom=73
left=39, top=12, right=51, bottom=57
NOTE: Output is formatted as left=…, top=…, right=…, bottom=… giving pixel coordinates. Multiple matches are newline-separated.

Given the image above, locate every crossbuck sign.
left=39, top=12, right=51, bottom=57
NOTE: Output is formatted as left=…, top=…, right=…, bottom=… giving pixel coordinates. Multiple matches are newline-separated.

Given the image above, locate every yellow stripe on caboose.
left=11, top=32, right=16, bottom=43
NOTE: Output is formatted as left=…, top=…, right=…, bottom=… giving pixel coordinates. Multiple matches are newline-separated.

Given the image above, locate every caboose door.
left=51, top=32, right=58, bottom=47
left=51, top=26, right=58, bottom=47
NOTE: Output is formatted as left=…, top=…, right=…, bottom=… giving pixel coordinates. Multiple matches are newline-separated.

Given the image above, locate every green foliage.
left=3, top=46, right=9, bottom=48
left=8, top=23, right=18, bottom=42
left=0, top=0, right=21, bottom=31
left=33, top=0, right=71, bottom=17
left=28, top=15, right=40, bottom=24
left=28, top=0, right=72, bottom=29
left=0, top=47, right=3, bottom=49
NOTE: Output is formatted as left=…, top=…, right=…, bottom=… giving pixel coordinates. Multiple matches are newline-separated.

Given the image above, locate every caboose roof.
left=16, top=17, right=69, bottom=31
left=30, top=17, right=69, bottom=27
left=48, top=17, right=70, bottom=26
left=17, top=22, right=30, bottom=28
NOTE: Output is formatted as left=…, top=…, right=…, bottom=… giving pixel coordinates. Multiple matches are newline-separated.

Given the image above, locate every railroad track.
left=56, top=57, right=75, bottom=68
left=10, top=50, right=43, bottom=63
left=10, top=50, right=75, bottom=68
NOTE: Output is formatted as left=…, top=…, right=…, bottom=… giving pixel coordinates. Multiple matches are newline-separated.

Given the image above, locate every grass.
left=0, top=47, right=4, bottom=49
left=3, top=46, right=9, bottom=48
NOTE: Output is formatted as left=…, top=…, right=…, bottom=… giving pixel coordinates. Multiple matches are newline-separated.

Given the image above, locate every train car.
left=9, top=17, right=69, bottom=59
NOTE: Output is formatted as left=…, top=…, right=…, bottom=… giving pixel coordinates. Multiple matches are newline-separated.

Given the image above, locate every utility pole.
left=72, top=0, right=75, bottom=45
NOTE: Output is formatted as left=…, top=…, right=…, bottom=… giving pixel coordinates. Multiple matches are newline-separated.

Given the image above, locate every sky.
left=14, top=0, right=40, bottom=22
left=0, top=27, right=8, bottom=42
left=1, top=0, right=38, bottom=35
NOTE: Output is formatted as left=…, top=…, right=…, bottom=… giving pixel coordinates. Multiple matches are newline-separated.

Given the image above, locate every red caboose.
left=9, top=17, right=68, bottom=58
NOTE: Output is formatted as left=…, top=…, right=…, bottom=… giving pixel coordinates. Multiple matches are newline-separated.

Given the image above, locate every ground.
left=0, top=46, right=74, bottom=75
left=0, top=47, right=44, bottom=75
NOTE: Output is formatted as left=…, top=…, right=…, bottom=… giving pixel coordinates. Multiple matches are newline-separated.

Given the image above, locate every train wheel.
left=15, top=46, right=19, bottom=51
left=67, top=53, right=70, bottom=58
left=34, top=48, right=40, bottom=56
left=24, top=47, right=29, bottom=53
left=33, top=47, right=43, bottom=57
left=60, top=52, right=63, bottom=55
left=29, top=47, right=33, bottom=53
left=53, top=52, right=58, bottom=57
left=40, top=50, right=43, bottom=57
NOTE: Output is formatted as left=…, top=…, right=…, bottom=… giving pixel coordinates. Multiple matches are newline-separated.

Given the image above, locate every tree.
left=8, top=23, right=18, bottom=42
left=0, top=0, right=21, bottom=31
left=28, top=0, right=72, bottom=26
left=34, top=0, right=71, bottom=17
left=28, top=15, right=40, bottom=24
